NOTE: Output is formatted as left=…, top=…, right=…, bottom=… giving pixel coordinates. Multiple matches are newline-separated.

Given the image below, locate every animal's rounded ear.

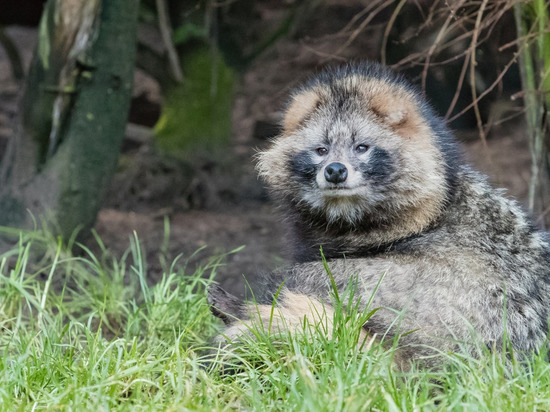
left=367, top=86, right=424, bottom=137
left=283, top=89, right=320, bottom=135
left=370, top=91, right=410, bottom=126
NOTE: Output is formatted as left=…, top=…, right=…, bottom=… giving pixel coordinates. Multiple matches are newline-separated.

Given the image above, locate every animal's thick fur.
left=211, top=61, right=550, bottom=366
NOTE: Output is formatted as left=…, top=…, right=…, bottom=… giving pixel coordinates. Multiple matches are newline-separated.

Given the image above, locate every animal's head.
left=257, top=62, right=459, bottom=231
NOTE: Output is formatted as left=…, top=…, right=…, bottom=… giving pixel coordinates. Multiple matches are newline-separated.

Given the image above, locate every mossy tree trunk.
left=0, top=0, right=140, bottom=239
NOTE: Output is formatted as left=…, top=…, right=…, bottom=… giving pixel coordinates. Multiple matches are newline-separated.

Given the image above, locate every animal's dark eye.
left=316, top=147, right=328, bottom=156
left=355, top=144, right=369, bottom=154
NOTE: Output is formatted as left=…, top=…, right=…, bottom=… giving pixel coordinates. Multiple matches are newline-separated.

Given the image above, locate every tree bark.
left=0, top=0, right=140, bottom=239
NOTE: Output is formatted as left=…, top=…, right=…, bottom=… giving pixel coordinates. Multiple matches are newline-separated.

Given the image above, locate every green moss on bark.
left=154, top=47, right=234, bottom=155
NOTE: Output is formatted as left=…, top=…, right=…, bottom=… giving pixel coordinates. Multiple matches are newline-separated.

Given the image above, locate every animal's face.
left=258, top=73, right=449, bottom=228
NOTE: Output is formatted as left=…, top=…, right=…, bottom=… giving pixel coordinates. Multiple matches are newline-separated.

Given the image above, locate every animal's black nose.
left=324, top=162, right=348, bottom=184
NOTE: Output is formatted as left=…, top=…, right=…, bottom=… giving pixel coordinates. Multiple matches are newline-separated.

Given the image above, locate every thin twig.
left=469, top=0, right=490, bottom=144
left=337, top=1, right=384, bottom=36
left=445, top=49, right=470, bottom=120
left=447, top=53, right=518, bottom=122
left=421, top=4, right=460, bottom=93
left=381, top=0, right=408, bottom=65
left=332, top=0, right=394, bottom=59
left=156, top=0, right=183, bottom=82
left=0, top=27, right=24, bottom=80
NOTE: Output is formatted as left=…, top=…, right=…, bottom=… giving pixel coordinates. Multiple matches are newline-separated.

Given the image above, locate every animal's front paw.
left=207, top=284, right=271, bottom=373
left=208, top=284, right=265, bottom=347
left=208, top=284, right=244, bottom=324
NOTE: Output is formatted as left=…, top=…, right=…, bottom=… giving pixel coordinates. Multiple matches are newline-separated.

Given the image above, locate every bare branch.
left=469, top=0, right=490, bottom=144
left=381, top=0, right=407, bottom=65
left=156, top=0, right=183, bottom=83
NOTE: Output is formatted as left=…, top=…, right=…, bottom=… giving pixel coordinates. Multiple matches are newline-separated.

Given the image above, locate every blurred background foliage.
left=154, top=48, right=234, bottom=155
left=0, top=0, right=548, bottom=243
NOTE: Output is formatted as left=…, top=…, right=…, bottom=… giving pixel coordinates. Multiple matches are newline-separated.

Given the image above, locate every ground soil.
left=0, top=16, right=537, bottom=298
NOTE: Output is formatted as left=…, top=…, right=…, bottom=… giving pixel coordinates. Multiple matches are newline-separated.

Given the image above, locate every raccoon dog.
left=210, top=61, right=550, bottom=366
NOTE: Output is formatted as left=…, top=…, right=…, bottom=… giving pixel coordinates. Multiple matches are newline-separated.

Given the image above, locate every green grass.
left=1, top=229, right=550, bottom=410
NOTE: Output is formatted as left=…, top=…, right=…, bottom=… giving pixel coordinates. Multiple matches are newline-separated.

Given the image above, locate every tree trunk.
left=0, top=0, right=140, bottom=239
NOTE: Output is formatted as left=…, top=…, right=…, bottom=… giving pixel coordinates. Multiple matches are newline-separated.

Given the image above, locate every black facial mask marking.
left=290, top=150, right=318, bottom=184
left=359, top=147, right=395, bottom=184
